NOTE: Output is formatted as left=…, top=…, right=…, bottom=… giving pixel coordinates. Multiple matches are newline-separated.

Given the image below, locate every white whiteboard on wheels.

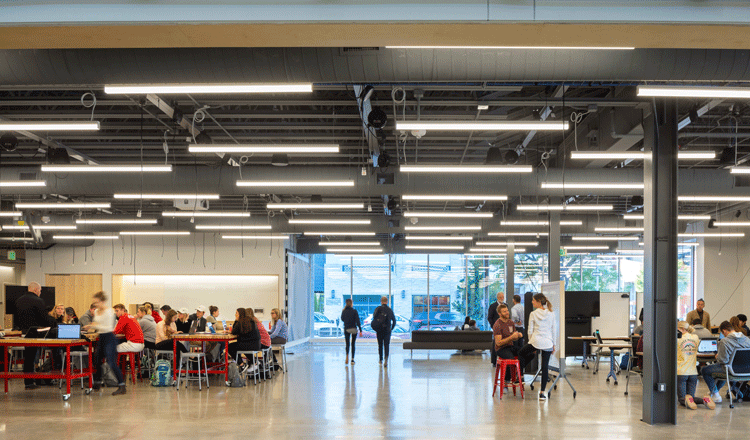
left=591, top=292, right=630, bottom=338
left=541, top=281, right=565, bottom=359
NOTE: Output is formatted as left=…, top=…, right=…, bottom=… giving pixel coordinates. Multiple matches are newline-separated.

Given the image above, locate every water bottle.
left=222, top=319, right=227, bottom=332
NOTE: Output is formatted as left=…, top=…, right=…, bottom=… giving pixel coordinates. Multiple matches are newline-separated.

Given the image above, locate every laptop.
left=57, top=324, right=82, bottom=339
left=698, top=339, right=718, bottom=355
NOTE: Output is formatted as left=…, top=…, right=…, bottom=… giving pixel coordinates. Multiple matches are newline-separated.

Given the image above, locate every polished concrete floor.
left=1, top=344, right=747, bottom=439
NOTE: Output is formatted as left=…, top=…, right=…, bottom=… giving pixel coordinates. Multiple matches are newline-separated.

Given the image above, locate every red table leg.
left=172, top=339, right=178, bottom=381
left=224, top=340, right=229, bottom=382
left=87, top=342, right=93, bottom=389
left=65, top=346, right=72, bottom=396
left=4, top=345, right=8, bottom=393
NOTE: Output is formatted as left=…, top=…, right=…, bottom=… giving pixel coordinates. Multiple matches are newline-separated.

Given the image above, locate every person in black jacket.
left=188, top=305, right=208, bottom=332
left=372, top=296, right=397, bottom=367
left=15, top=282, right=57, bottom=389
left=487, top=292, right=506, bottom=367
left=228, top=308, right=261, bottom=374
left=341, top=299, right=362, bottom=365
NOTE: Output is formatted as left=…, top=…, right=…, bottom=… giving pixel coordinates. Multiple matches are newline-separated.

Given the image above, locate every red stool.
left=493, top=358, right=524, bottom=399
left=117, top=352, right=141, bottom=384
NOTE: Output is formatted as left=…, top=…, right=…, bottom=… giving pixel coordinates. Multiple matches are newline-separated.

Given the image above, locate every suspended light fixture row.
left=191, top=144, right=339, bottom=154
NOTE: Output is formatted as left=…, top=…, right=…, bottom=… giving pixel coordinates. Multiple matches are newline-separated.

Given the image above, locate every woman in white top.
left=519, top=293, right=557, bottom=401
left=84, top=291, right=126, bottom=395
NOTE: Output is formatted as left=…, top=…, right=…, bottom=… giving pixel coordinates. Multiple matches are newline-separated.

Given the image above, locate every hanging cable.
left=81, top=92, right=97, bottom=121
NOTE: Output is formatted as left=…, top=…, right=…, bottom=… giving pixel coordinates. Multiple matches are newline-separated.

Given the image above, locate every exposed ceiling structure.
left=1, top=47, right=750, bottom=252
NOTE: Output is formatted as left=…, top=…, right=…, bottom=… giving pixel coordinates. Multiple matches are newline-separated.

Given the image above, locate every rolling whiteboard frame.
left=591, top=292, right=631, bottom=338
left=541, top=281, right=577, bottom=398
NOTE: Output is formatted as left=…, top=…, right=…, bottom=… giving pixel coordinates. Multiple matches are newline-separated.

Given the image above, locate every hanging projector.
left=174, top=199, right=210, bottom=211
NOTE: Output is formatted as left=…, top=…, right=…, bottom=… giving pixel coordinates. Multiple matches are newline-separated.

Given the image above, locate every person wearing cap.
left=189, top=305, right=208, bottom=332
left=175, top=308, right=193, bottom=334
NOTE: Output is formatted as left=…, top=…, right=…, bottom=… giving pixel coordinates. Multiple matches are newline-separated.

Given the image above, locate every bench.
left=403, top=330, right=493, bottom=358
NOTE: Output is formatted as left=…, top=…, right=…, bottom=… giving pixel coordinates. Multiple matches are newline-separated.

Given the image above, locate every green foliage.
left=454, top=257, right=505, bottom=329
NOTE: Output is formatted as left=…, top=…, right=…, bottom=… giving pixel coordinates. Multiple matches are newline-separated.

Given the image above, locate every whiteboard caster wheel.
left=573, top=391, right=577, bottom=398
left=63, top=394, right=70, bottom=401
left=85, top=389, right=92, bottom=395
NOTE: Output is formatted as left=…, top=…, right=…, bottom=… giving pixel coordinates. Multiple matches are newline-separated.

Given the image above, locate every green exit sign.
left=559, top=249, right=567, bottom=257
left=8, top=251, right=15, bottom=261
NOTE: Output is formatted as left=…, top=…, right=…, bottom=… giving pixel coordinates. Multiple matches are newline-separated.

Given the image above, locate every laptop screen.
left=698, top=339, right=718, bottom=354
left=57, top=324, right=81, bottom=339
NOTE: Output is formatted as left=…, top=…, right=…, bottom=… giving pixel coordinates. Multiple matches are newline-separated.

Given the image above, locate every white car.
left=313, top=312, right=343, bottom=337
left=363, top=313, right=411, bottom=332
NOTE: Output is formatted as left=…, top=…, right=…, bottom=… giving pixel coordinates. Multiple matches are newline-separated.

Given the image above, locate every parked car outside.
left=363, top=313, right=411, bottom=332
left=410, top=311, right=465, bottom=331
left=314, top=312, right=343, bottom=337
left=360, top=324, right=411, bottom=340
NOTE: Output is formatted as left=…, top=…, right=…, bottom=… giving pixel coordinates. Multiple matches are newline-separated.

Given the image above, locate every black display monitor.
left=565, top=291, right=600, bottom=318
left=4, top=284, right=56, bottom=315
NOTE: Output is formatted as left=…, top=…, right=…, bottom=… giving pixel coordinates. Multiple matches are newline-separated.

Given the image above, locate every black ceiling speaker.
left=689, top=108, right=700, bottom=123
left=271, top=154, right=289, bottom=167
left=172, top=108, right=184, bottom=125
left=387, top=196, right=399, bottom=211
left=708, top=218, right=716, bottom=229
left=485, top=146, right=502, bottom=164
left=0, top=133, right=18, bottom=151
left=194, top=132, right=212, bottom=144
left=631, top=195, right=644, bottom=207
left=377, top=150, right=392, bottom=168
left=46, top=146, right=70, bottom=164
left=503, top=150, right=520, bottom=164
left=720, top=146, right=736, bottom=165
left=368, top=107, right=388, bottom=129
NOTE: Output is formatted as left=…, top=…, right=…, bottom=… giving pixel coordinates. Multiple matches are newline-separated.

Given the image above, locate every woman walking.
left=519, top=293, right=557, bottom=401
left=84, top=291, right=127, bottom=396
left=341, top=299, right=362, bottom=364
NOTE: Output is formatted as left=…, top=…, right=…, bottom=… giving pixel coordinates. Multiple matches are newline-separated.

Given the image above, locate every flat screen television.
left=565, top=291, right=600, bottom=318
left=4, top=284, right=56, bottom=315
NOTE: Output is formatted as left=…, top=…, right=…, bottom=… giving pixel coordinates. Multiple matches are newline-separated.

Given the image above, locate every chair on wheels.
left=272, top=344, right=288, bottom=373
left=117, top=351, right=142, bottom=385
left=176, top=352, right=209, bottom=390
left=712, top=348, right=750, bottom=408
left=235, top=350, right=262, bottom=385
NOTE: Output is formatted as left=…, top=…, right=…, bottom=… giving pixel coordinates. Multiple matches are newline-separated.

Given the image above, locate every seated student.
left=188, top=305, right=208, bottom=332
left=228, top=308, right=261, bottom=373
left=692, top=318, right=714, bottom=339
left=136, top=306, right=157, bottom=350
left=50, top=304, right=66, bottom=323
left=206, top=305, right=220, bottom=326
left=63, top=307, right=78, bottom=324
left=143, top=302, right=162, bottom=324
left=677, top=321, right=715, bottom=410
left=459, top=316, right=471, bottom=331
left=113, top=304, right=145, bottom=353
left=701, top=320, right=750, bottom=403
left=466, top=320, right=480, bottom=331
left=633, top=308, right=644, bottom=336
left=269, top=308, right=288, bottom=345
left=155, top=309, right=188, bottom=353
left=739, top=314, right=750, bottom=336
left=175, top=308, right=192, bottom=334
left=493, top=304, right=532, bottom=372
left=160, top=304, right=171, bottom=318
left=79, top=303, right=97, bottom=328
left=247, top=308, right=271, bottom=349
left=730, top=316, right=749, bottom=336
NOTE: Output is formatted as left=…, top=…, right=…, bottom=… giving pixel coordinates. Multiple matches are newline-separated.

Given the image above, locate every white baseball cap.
left=196, top=305, right=206, bottom=312
left=178, top=307, right=188, bottom=314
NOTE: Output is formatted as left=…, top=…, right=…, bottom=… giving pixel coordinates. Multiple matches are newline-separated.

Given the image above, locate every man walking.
left=372, top=296, right=396, bottom=367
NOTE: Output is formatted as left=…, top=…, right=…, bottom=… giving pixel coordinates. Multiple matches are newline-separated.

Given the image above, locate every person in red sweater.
left=246, top=308, right=271, bottom=348
left=113, top=304, right=145, bottom=353
left=143, top=302, right=162, bottom=324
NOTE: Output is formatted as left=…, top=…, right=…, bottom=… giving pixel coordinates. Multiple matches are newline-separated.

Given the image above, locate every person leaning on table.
left=155, top=309, right=188, bottom=353
left=136, top=305, right=157, bottom=350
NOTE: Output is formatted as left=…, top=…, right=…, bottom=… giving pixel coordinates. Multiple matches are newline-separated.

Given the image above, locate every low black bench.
left=403, top=330, right=493, bottom=357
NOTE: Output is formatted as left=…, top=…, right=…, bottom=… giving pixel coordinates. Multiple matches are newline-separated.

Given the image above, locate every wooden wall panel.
left=45, top=274, right=102, bottom=320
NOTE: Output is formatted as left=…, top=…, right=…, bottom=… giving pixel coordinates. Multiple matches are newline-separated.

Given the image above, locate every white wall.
left=699, top=234, right=750, bottom=324
left=25, top=235, right=288, bottom=310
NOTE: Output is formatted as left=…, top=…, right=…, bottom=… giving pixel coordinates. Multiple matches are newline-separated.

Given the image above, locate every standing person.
left=511, top=295, right=525, bottom=336
left=143, top=302, right=162, bottom=324
left=487, top=292, right=507, bottom=367
left=136, top=306, right=157, bottom=350
left=113, top=304, right=144, bottom=353
left=85, top=292, right=127, bottom=396
left=519, top=293, right=557, bottom=401
left=228, top=308, right=261, bottom=374
left=155, top=310, right=188, bottom=353
left=79, top=303, right=97, bottom=328
left=677, top=321, right=715, bottom=410
left=686, top=299, right=711, bottom=330
left=701, top=320, right=750, bottom=403
left=372, top=296, right=396, bottom=367
left=15, top=282, right=57, bottom=390
left=341, top=299, right=362, bottom=365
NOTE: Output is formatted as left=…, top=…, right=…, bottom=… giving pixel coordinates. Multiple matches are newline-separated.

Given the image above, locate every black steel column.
left=642, top=99, right=678, bottom=425
left=548, top=201, right=561, bottom=283
left=505, top=242, right=515, bottom=299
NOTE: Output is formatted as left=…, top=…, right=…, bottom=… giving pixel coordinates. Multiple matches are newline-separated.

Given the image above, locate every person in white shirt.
left=519, top=293, right=557, bottom=401
left=511, top=294, right=524, bottom=334
left=84, top=291, right=126, bottom=395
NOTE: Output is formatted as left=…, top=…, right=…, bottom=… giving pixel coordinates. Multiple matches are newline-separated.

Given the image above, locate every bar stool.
left=155, top=350, right=174, bottom=362
left=493, top=358, right=524, bottom=399
left=59, top=351, right=89, bottom=389
left=261, top=347, right=274, bottom=380
left=272, top=344, right=287, bottom=372
left=140, top=348, right=156, bottom=379
left=8, top=346, right=24, bottom=371
left=117, top=352, right=141, bottom=384
left=176, top=352, right=209, bottom=390
left=235, top=350, right=262, bottom=385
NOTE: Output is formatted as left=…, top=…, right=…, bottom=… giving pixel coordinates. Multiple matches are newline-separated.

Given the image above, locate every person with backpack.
left=371, top=296, right=396, bottom=367
left=341, top=299, right=362, bottom=365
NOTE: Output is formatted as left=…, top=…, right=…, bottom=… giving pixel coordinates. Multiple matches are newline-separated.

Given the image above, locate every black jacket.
left=175, top=318, right=192, bottom=334
left=340, top=307, right=362, bottom=331
left=487, top=301, right=508, bottom=328
left=188, top=314, right=207, bottom=332
left=232, top=319, right=260, bottom=351
left=372, top=305, right=396, bottom=333
left=15, top=292, right=56, bottom=332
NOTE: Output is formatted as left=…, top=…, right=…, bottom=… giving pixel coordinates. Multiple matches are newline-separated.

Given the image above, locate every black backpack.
left=371, top=307, right=388, bottom=332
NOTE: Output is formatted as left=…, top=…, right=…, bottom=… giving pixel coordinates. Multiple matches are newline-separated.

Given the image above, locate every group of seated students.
left=226, top=307, right=288, bottom=374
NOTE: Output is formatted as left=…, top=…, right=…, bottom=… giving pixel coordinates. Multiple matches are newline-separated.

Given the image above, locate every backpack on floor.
left=150, top=359, right=174, bottom=387
left=101, top=362, right=119, bottom=387
left=227, top=360, right=245, bottom=387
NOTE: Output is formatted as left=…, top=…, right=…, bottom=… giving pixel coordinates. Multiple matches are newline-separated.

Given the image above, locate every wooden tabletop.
left=590, top=343, right=632, bottom=349
left=171, top=333, right=236, bottom=341
left=0, top=330, right=22, bottom=337
left=0, top=338, right=88, bottom=345
left=568, top=336, right=632, bottom=341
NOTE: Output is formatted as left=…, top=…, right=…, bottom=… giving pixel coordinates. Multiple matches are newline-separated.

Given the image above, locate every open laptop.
left=57, top=324, right=82, bottom=339
left=698, top=338, right=718, bottom=355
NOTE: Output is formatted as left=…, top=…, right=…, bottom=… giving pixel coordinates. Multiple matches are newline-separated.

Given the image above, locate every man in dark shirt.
left=15, top=282, right=57, bottom=389
left=487, top=292, right=507, bottom=366
left=372, top=296, right=397, bottom=368
left=188, top=305, right=208, bottom=332
left=175, top=308, right=193, bottom=334
left=493, top=304, right=533, bottom=373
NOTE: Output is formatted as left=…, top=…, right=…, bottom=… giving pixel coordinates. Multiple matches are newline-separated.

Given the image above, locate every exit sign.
left=559, top=249, right=567, bottom=256
left=8, top=251, right=15, bottom=261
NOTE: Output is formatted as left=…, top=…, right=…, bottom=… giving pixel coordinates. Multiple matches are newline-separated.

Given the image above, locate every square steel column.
left=549, top=204, right=561, bottom=283
left=505, top=242, right=515, bottom=299
left=642, top=99, right=678, bottom=425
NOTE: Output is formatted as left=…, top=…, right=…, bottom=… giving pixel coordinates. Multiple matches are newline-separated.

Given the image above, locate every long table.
left=171, top=333, right=236, bottom=383
left=0, top=337, right=93, bottom=400
left=568, top=336, right=632, bottom=369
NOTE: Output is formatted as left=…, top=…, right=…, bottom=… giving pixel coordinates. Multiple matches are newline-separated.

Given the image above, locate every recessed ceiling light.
left=104, top=84, right=313, bottom=94
left=237, top=180, right=353, bottom=187
left=637, top=85, right=750, bottom=99
left=190, top=145, right=339, bottom=154
left=41, top=165, right=172, bottom=173
left=114, top=194, right=220, bottom=200
left=396, top=121, right=569, bottom=131
left=162, top=211, right=250, bottom=217
left=400, top=165, right=532, bottom=173
left=76, top=219, right=158, bottom=225
left=402, top=195, right=508, bottom=201
left=16, top=202, right=111, bottom=209
left=0, top=122, right=99, bottom=131
left=289, top=219, right=370, bottom=224
left=0, top=181, right=46, bottom=187
left=403, top=212, right=493, bottom=218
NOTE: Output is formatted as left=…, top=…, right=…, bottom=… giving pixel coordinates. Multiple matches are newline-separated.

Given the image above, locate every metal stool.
left=493, top=358, right=524, bottom=399
left=8, top=346, right=24, bottom=371
left=272, top=345, right=287, bottom=373
left=236, top=350, right=262, bottom=385
left=140, top=349, right=156, bottom=379
left=155, top=350, right=174, bottom=362
left=117, top=352, right=141, bottom=385
left=59, top=351, right=89, bottom=389
left=177, top=352, right=209, bottom=390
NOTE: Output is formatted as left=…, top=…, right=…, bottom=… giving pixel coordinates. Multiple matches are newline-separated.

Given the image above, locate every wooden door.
left=45, top=274, right=103, bottom=320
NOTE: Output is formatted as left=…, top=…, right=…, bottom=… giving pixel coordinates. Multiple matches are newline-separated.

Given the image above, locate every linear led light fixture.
left=41, top=165, right=172, bottom=173
left=0, top=121, right=100, bottom=131
left=319, top=241, right=381, bottom=246
left=563, top=245, right=610, bottom=250
left=465, top=252, right=507, bottom=256
left=500, top=220, right=548, bottom=226
left=488, top=232, right=549, bottom=236
left=402, top=195, right=508, bottom=201
left=120, top=231, right=190, bottom=236
left=679, top=232, right=744, bottom=238
left=114, top=194, right=220, bottom=200
left=405, top=245, right=465, bottom=250
left=0, top=212, right=22, bottom=217
left=572, top=236, right=639, bottom=241
left=325, top=248, right=382, bottom=253
left=105, top=83, right=313, bottom=94
left=541, top=182, right=644, bottom=190
left=570, top=151, right=715, bottom=160
left=0, top=236, right=33, bottom=241
left=400, top=165, right=532, bottom=173
left=237, top=180, right=353, bottom=187
left=403, top=212, right=493, bottom=218
left=190, top=144, right=339, bottom=154
left=616, top=249, right=644, bottom=254
left=1, top=225, right=27, bottom=230
left=194, top=225, right=272, bottom=230
left=0, top=181, right=46, bottom=187
left=162, top=211, right=250, bottom=218
left=517, top=205, right=613, bottom=211
left=15, top=202, right=111, bottom=209
left=679, top=196, right=750, bottom=202
left=289, top=219, right=370, bottom=225
left=713, top=222, right=750, bottom=227
left=53, top=235, right=119, bottom=240
left=594, top=227, right=644, bottom=232
left=31, top=225, right=77, bottom=230
left=730, top=167, right=750, bottom=174
left=396, top=120, right=569, bottom=131
left=622, top=214, right=712, bottom=221
left=405, top=236, right=474, bottom=241
left=469, top=248, right=525, bottom=252
left=304, top=231, right=376, bottom=236
left=561, top=221, right=584, bottom=225
left=404, top=226, right=482, bottom=231
left=269, top=203, right=364, bottom=210
left=222, top=235, right=290, bottom=240
left=637, top=85, right=750, bottom=99
left=386, top=45, right=634, bottom=50
left=76, top=219, right=158, bottom=225
left=475, top=241, right=539, bottom=246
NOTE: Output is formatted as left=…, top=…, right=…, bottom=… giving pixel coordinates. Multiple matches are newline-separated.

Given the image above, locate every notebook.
left=57, top=324, right=82, bottom=339
left=698, top=339, right=718, bottom=354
